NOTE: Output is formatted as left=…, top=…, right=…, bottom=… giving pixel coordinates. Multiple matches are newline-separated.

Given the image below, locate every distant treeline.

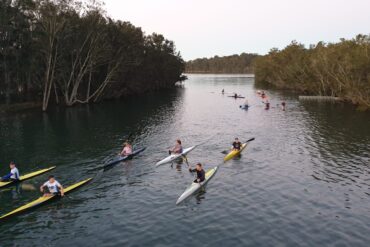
left=0, top=0, right=185, bottom=111
left=254, top=35, right=370, bottom=108
left=186, top=53, right=259, bottom=74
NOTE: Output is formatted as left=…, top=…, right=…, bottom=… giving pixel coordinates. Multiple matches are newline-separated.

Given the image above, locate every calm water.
left=0, top=74, right=369, bottom=247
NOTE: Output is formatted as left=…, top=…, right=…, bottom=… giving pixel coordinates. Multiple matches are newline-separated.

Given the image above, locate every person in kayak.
left=243, top=99, right=249, bottom=108
left=265, top=100, right=270, bottom=110
left=169, top=139, right=183, bottom=154
left=1, top=161, right=20, bottom=182
left=281, top=101, right=286, bottom=111
left=40, top=175, right=64, bottom=197
left=232, top=138, right=242, bottom=150
left=120, top=142, right=133, bottom=156
left=261, top=91, right=266, bottom=99
left=189, top=163, right=205, bottom=183
left=222, top=89, right=225, bottom=94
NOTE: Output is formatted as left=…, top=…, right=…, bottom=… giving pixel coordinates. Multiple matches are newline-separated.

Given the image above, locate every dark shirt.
left=190, top=168, right=205, bottom=182
left=233, top=141, right=242, bottom=150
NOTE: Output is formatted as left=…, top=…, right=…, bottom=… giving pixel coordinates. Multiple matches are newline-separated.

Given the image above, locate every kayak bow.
left=228, top=96, right=245, bottom=99
left=155, top=146, right=196, bottom=167
left=104, top=147, right=146, bottom=170
left=0, top=178, right=92, bottom=221
left=0, top=166, right=56, bottom=189
left=176, top=166, right=218, bottom=205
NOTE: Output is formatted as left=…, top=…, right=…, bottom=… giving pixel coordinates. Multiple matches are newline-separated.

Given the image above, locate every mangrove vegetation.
left=254, top=35, right=370, bottom=108
left=0, top=0, right=185, bottom=111
left=186, top=53, right=258, bottom=74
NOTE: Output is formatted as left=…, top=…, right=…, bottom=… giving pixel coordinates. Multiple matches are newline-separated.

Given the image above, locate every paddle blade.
left=246, top=138, right=255, bottom=142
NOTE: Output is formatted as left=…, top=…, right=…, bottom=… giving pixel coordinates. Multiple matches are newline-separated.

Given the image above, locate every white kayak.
left=176, top=166, right=218, bottom=205
left=155, top=146, right=196, bottom=167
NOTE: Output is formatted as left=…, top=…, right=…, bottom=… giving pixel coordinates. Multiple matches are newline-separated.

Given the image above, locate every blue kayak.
left=104, top=147, right=146, bottom=170
left=240, top=105, right=250, bottom=110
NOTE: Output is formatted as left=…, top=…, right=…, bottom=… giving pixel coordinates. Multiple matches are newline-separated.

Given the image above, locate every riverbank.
left=0, top=102, right=42, bottom=114
left=254, top=35, right=370, bottom=110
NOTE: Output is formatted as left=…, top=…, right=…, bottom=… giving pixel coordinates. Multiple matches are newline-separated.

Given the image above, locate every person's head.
left=48, top=175, right=55, bottom=183
left=196, top=163, right=202, bottom=171
left=235, top=137, right=239, bottom=142
left=124, top=142, right=130, bottom=147
left=176, top=139, right=182, bottom=145
left=9, top=161, right=16, bottom=168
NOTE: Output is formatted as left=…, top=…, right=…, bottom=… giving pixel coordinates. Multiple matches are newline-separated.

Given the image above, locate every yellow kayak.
left=224, top=143, right=248, bottom=162
left=0, top=178, right=92, bottom=220
left=0, top=166, right=56, bottom=189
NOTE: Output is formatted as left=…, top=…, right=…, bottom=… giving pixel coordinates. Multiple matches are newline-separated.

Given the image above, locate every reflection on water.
left=0, top=74, right=369, bottom=247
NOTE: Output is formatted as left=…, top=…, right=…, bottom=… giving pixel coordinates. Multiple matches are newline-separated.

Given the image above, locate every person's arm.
left=40, top=183, right=46, bottom=193
left=199, top=170, right=206, bottom=181
left=58, top=184, right=64, bottom=196
left=2, top=172, right=12, bottom=180
left=232, top=142, right=236, bottom=149
left=189, top=168, right=196, bottom=172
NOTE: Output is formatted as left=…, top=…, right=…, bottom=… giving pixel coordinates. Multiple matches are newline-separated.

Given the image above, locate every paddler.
left=40, top=175, right=64, bottom=197
left=1, top=161, right=20, bottom=182
left=222, top=89, right=225, bottom=94
left=120, top=142, right=133, bottom=156
left=232, top=138, right=242, bottom=150
left=261, top=91, right=266, bottom=99
left=243, top=99, right=249, bottom=108
left=265, top=100, right=270, bottom=110
left=234, top=93, right=238, bottom=98
left=189, top=163, right=205, bottom=183
left=169, top=139, right=183, bottom=154
left=281, top=101, right=286, bottom=111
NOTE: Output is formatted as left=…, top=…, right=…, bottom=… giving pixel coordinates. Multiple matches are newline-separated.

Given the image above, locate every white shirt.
left=43, top=180, right=61, bottom=193
left=11, top=167, right=20, bottom=179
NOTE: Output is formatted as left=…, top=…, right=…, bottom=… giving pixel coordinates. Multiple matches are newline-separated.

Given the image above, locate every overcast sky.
left=103, top=0, right=370, bottom=61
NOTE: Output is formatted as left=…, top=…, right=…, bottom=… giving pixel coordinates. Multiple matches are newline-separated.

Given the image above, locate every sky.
left=103, top=0, right=370, bottom=61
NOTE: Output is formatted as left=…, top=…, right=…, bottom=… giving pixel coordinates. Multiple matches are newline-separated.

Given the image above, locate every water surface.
left=0, top=74, right=369, bottom=247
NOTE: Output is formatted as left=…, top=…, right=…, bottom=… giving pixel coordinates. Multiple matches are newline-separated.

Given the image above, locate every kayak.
left=0, top=166, right=56, bottom=189
left=176, top=166, right=218, bottom=205
left=104, top=147, right=146, bottom=169
left=224, top=143, right=248, bottom=162
left=240, top=105, right=250, bottom=110
left=0, top=178, right=92, bottom=221
left=228, top=96, right=245, bottom=99
left=155, top=146, right=196, bottom=167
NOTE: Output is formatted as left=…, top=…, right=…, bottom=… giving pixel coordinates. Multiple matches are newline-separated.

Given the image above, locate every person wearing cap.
left=1, top=161, right=20, bottom=182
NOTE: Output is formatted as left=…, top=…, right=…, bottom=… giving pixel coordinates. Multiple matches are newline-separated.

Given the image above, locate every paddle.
left=221, top=137, right=255, bottom=154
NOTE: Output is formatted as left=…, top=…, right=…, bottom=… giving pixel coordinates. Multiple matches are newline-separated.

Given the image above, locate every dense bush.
left=0, top=0, right=185, bottom=111
left=186, top=53, right=258, bottom=74
left=254, top=35, right=370, bottom=108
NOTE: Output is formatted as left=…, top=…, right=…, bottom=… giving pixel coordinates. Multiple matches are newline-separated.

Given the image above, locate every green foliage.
left=186, top=53, right=258, bottom=74
left=0, top=0, right=184, bottom=109
left=254, top=36, right=370, bottom=108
